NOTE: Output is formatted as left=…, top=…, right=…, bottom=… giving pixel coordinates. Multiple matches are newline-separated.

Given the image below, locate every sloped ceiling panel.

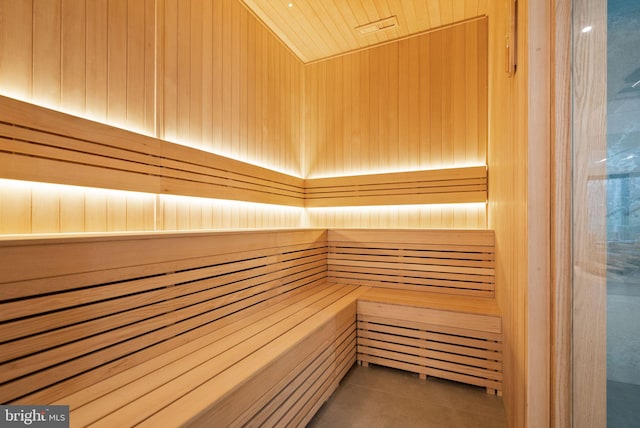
left=241, top=0, right=488, bottom=63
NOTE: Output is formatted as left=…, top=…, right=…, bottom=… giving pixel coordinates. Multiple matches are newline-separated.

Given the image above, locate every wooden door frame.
left=551, top=0, right=608, bottom=426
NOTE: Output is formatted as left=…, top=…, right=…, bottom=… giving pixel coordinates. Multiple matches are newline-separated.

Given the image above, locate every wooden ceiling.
left=241, top=0, right=488, bottom=63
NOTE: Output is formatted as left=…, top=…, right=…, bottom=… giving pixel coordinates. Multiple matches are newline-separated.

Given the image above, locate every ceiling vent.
left=355, top=16, right=398, bottom=36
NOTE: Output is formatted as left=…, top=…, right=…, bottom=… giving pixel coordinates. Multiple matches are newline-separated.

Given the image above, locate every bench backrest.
left=327, top=229, right=495, bottom=297
left=0, top=229, right=327, bottom=404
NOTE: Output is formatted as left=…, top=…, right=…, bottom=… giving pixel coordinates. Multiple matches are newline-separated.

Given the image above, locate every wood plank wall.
left=0, top=0, right=305, bottom=233
left=486, top=2, right=528, bottom=427
left=303, top=17, right=488, bottom=178
left=0, top=181, right=304, bottom=234
left=159, top=0, right=303, bottom=177
left=0, top=0, right=156, bottom=135
left=304, top=17, right=488, bottom=230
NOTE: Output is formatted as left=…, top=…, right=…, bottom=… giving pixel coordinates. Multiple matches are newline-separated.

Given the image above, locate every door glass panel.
left=606, top=0, right=640, bottom=426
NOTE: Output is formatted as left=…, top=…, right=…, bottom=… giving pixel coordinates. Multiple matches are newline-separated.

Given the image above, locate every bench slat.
left=66, top=283, right=352, bottom=426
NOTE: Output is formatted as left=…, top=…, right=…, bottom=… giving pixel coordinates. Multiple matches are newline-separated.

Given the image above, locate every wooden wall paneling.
left=107, top=0, right=127, bottom=129
left=84, top=192, right=107, bottom=233
left=239, top=4, right=249, bottom=164
left=486, top=0, right=531, bottom=426
left=429, top=28, right=443, bottom=166
left=0, top=184, right=30, bottom=234
left=325, top=57, right=336, bottom=176
left=304, top=18, right=488, bottom=179
left=127, top=0, right=145, bottom=132
left=340, top=54, right=351, bottom=174
left=477, top=18, right=489, bottom=164
left=32, top=0, right=61, bottom=108
left=369, top=48, right=380, bottom=172
left=61, top=0, right=86, bottom=115
left=307, top=204, right=486, bottom=230
left=452, top=23, right=466, bottom=164
left=349, top=52, right=360, bottom=175
left=162, top=0, right=177, bottom=142
left=85, top=0, right=108, bottom=123
left=0, top=0, right=33, bottom=99
left=190, top=0, right=204, bottom=148
left=32, top=186, right=60, bottom=234
left=201, top=0, right=213, bottom=152
left=415, top=35, right=427, bottom=168
left=358, top=50, right=369, bottom=175
left=107, top=192, right=127, bottom=232
left=176, top=0, right=191, bottom=142
left=59, top=189, right=85, bottom=233
left=388, top=43, right=400, bottom=170
left=441, top=20, right=454, bottom=167
left=465, top=0, right=478, bottom=18
left=465, top=19, right=480, bottom=164
left=231, top=0, right=241, bottom=160
left=146, top=0, right=157, bottom=135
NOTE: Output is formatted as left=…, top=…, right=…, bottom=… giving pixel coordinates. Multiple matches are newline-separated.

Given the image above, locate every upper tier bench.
left=327, top=229, right=502, bottom=395
left=0, top=228, right=502, bottom=426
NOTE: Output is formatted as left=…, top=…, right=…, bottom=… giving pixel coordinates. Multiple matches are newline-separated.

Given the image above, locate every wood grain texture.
left=327, top=229, right=495, bottom=297
left=241, top=0, right=488, bottom=63
left=0, top=0, right=155, bottom=135
left=357, top=290, right=502, bottom=393
left=571, top=0, right=608, bottom=426
left=486, top=0, right=528, bottom=426
left=0, top=229, right=330, bottom=403
left=551, top=0, right=572, bottom=426
left=161, top=0, right=304, bottom=177
left=0, top=96, right=305, bottom=208
left=305, top=166, right=487, bottom=207
left=304, top=18, right=488, bottom=178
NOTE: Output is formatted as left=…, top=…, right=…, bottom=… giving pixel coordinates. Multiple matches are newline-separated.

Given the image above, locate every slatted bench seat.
left=0, top=229, right=367, bottom=427
left=327, top=229, right=503, bottom=395
left=1, top=227, right=503, bottom=426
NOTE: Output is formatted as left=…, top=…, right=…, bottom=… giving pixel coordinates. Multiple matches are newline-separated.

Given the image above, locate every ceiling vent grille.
left=355, top=16, right=398, bottom=36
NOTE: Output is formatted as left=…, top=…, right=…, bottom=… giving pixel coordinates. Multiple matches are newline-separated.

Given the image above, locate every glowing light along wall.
left=303, top=17, right=488, bottom=229
left=0, top=180, right=304, bottom=234
left=303, top=18, right=488, bottom=178
left=0, top=0, right=303, bottom=177
left=0, top=1, right=488, bottom=235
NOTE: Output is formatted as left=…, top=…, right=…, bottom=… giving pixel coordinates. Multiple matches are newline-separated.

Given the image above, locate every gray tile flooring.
left=308, top=364, right=506, bottom=428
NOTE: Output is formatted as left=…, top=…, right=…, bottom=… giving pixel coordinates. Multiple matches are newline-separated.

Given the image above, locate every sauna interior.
left=0, top=1, right=579, bottom=427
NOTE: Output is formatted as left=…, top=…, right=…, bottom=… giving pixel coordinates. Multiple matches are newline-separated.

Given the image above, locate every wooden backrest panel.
left=0, top=229, right=327, bottom=403
left=327, top=229, right=495, bottom=297
left=304, top=167, right=487, bottom=207
left=0, top=96, right=305, bottom=207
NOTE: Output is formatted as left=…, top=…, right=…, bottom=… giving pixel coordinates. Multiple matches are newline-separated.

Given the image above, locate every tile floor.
left=308, top=364, right=506, bottom=428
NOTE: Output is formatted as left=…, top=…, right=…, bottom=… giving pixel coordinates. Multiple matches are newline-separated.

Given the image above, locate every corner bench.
left=327, top=229, right=503, bottom=395
left=0, top=228, right=502, bottom=427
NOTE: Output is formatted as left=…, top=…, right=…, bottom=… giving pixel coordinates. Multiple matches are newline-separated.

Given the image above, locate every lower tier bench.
left=0, top=228, right=503, bottom=426
left=356, top=288, right=503, bottom=395
left=60, top=282, right=368, bottom=427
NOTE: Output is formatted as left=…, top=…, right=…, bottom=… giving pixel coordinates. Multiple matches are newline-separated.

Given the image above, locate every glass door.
left=572, top=0, right=640, bottom=426
left=605, top=1, right=640, bottom=426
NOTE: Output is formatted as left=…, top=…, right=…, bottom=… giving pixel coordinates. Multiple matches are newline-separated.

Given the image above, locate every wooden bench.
left=0, top=229, right=368, bottom=426
left=327, top=229, right=503, bottom=395
left=0, top=227, right=502, bottom=427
